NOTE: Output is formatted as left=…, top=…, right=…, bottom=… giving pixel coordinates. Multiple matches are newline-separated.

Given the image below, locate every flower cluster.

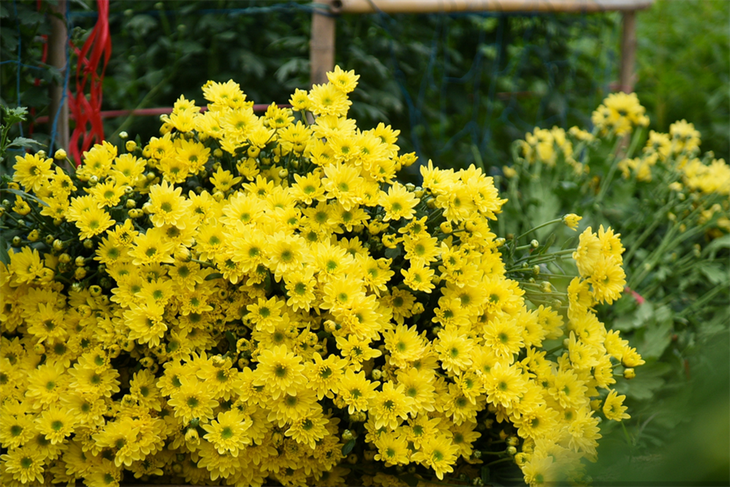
left=502, top=92, right=728, bottom=462
left=517, top=126, right=592, bottom=176
left=0, top=68, right=639, bottom=487
left=591, top=92, right=649, bottom=137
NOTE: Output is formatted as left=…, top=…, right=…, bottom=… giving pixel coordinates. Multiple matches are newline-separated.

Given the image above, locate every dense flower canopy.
left=0, top=69, right=640, bottom=487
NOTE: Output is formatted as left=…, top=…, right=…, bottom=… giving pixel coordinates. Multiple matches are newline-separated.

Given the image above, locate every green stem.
left=190, top=258, right=214, bottom=268
left=544, top=344, right=564, bottom=355
left=515, top=218, right=562, bottom=242
left=486, top=457, right=515, bottom=467
left=594, top=137, right=624, bottom=204
left=677, top=286, right=729, bottom=319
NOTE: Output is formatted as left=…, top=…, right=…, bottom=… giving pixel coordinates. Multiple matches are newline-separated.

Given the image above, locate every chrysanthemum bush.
left=501, top=92, right=729, bottom=451
left=0, top=69, right=642, bottom=487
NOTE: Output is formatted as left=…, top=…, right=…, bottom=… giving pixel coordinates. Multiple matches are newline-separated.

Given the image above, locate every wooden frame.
left=310, top=0, right=654, bottom=92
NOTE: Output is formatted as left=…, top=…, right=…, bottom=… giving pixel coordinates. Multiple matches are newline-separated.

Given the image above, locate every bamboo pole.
left=620, top=9, right=637, bottom=93
left=339, top=0, right=654, bottom=14
left=310, top=1, right=338, bottom=87
left=48, top=0, right=69, bottom=151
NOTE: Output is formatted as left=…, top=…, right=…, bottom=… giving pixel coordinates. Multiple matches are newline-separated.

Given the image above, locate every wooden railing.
left=310, top=0, right=655, bottom=92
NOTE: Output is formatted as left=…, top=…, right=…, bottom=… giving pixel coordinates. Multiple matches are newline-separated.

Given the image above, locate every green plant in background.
left=0, top=106, right=45, bottom=166
left=635, top=0, right=730, bottom=162
left=100, top=3, right=622, bottom=170
left=0, top=1, right=57, bottom=120
left=500, top=92, right=730, bottom=482
left=2, top=0, right=622, bottom=174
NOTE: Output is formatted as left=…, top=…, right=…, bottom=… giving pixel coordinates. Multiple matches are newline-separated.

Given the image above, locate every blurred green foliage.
left=2, top=0, right=622, bottom=171
left=635, top=0, right=730, bottom=162
left=500, top=116, right=730, bottom=485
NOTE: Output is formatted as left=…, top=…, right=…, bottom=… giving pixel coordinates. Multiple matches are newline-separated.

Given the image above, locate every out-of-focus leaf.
left=341, top=439, right=355, bottom=456
left=0, top=235, right=10, bottom=265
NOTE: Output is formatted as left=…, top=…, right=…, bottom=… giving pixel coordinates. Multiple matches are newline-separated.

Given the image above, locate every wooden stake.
left=48, top=0, right=69, bottom=151
left=310, top=1, right=337, bottom=87
left=339, top=0, right=654, bottom=14
left=620, top=10, right=637, bottom=93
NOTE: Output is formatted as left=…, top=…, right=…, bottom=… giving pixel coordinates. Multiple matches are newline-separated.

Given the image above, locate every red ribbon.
left=68, top=0, right=111, bottom=165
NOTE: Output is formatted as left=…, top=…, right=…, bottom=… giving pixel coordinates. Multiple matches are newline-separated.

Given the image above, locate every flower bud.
left=125, top=140, right=136, bottom=152
left=39, top=268, right=54, bottom=283
left=562, top=213, right=582, bottom=230
left=623, top=368, right=636, bottom=379
left=342, top=430, right=355, bottom=441
left=54, top=149, right=67, bottom=160
left=119, top=131, right=129, bottom=139
left=184, top=428, right=200, bottom=444
left=108, top=344, right=121, bottom=358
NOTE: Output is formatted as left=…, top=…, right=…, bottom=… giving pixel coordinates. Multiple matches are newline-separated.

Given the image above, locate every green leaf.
left=341, top=439, right=356, bottom=456
left=17, top=8, right=44, bottom=26
left=384, top=247, right=403, bottom=259
left=704, top=234, right=730, bottom=260
left=698, top=263, right=728, bottom=285
left=638, top=320, right=673, bottom=360
left=0, top=29, right=18, bottom=53
left=225, top=331, right=237, bottom=351
left=8, top=137, right=45, bottom=151
left=1, top=188, right=49, bottom=207
left=611, top=315, right=637, bottom=331
left=205, top=272, right=223, bottom=281
left=635, top=301, right=654, bottom=324
left=0, top=235, right=10, bottom=266
left=2, top=106, right=28, bottom=124
left=616, top=362, right=671, bottom=401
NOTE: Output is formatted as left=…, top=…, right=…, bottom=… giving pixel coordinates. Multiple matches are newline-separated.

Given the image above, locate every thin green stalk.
left=515, top=218, right=562, bottom=241
left=594, top=137, right=624, bottom=204
left=485, top=457, right=515, bottom=467
left=677, top=286, right=729, bottom=319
